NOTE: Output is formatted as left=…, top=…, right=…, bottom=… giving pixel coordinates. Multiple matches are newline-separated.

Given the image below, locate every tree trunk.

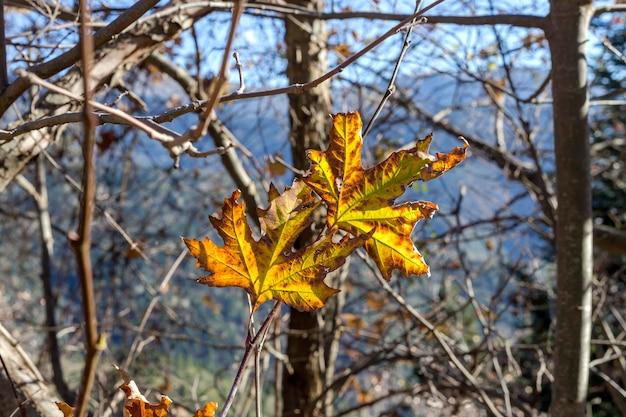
left=547, top=2, right=594, bottom=416
left=282, top=1, right=336, bottom=416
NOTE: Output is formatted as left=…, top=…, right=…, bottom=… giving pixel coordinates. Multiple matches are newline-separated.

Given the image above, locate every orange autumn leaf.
left=123, top=396, right=172, bottom=417
left=184, top=180, right=366, bottom=311
left=115, top=365, right=173, bottom=417
left=303, top=111, right=467, bottom=279
left=193, top=402, right=218, bottom=417
left=56, top=402, right=75, bottom=417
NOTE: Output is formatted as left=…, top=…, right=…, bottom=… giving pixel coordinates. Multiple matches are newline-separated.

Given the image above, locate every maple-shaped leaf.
left=304, top=111, right=467, bottom=280
left=183, top=180, right=365, bottom=311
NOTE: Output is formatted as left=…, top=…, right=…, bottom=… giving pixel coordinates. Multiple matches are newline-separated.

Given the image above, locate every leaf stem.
left=219, top=301, right=282, bottom=417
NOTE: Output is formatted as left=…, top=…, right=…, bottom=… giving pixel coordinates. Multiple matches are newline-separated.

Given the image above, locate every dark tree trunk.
left=282, top=1, right=337, bottom=416
left=547, top=1, right=594, bottom=416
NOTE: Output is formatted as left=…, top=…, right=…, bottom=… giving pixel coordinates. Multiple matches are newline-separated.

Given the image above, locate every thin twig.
left=16, top=158, right=73, bottom=402
left=364, top=253, right=505, bottom=417
left=15, top=69, right=175, bottom=144
left=14, top=70, right=228, bottom=162
left=362, top=0, right=427, bottom=138
left=72, top=1, right=104, bottom=416
left=233, top=52, right=246, bottom=94
left=218, top=0, right=446, bottom=104
left=219, top=301, right=283, bottom=417
left=0, top=0, right=8, bottom=90
left=189, top=0, right=245, bottom=140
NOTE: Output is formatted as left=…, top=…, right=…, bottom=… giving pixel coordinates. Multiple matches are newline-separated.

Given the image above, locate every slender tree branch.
left=13, top=69, right=227, bottom=163
left=593, top=4, right=626, bottom=16
left=219, top=301, right=283, bottom=417
left=363, top=0, right=427, bottom=138
left=214, top=1, right=548, bottom=29
left=219, top=0, right=447, bottom=104
left=0, top=0, right=159, bottom=115
left=189, top=0, right=244, bottom=140
left=15, top=159, right=72, bottom=403
left=0, top=0, right=8, bottom=90
left=72, top=2, right=103, bottom=416
left=15, top=69, right=175, bottom=143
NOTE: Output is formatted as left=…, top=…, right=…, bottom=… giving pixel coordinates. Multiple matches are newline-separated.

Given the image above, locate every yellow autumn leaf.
left=184, top=180, right=366, bottom=311
left=304, top=111, right=467, bottom=279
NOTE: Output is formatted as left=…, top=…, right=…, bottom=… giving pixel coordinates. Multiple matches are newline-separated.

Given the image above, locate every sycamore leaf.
left=184, top=180, right=365, bottom=311
left=303, top=111, right=467, bottom=280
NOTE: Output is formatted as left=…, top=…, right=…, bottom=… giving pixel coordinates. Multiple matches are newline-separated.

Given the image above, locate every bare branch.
left=219, top=301, right=283, bottom=417
left=15, top=69, right=175, bottom=143
left=219, top=0, right=447, bottom=104
left=363, top=4, right=427, bottom=138
left=0, top=0, right=8, bottom=90
left=593, top=4, right=626, bottom=16
left=0, top=0, right=160, bottom=115
left=189, top=0, right=245, bottom=140
left=370, top=263, right=505, bottom=417
left=72, top=3, right=102, bottom=415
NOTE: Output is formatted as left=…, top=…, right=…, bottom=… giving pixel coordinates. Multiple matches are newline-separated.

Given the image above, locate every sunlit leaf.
left=184, top=180, right=365, bottom=311
left=304, top=111, right=467, bottom=279
left=186, top=110, right=467, bottom=310
left=193, top=403, right=218, bottom=417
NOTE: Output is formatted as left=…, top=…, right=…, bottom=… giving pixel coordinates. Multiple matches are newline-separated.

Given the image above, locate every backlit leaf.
left=193, top=403, right=218, bottom=417
left=304, top=111, right=467, bottom=279
left=185, top=110, right=467, bottom=311
left=184, top=180, right=365, bottom=311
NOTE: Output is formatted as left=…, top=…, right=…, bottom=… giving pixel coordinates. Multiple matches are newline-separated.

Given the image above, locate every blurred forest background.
left=0, top=1, right=625, bottom=417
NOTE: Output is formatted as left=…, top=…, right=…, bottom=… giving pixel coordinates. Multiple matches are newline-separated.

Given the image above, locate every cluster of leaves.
left=57, top=366, right=217, bottom=417
left=184, top=111, right=467, bottom=312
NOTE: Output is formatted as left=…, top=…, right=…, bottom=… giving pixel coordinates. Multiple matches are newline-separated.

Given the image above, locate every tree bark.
left=547, top=2, right=594, bottom=416
left=282, top=1, right=335, bottom=416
